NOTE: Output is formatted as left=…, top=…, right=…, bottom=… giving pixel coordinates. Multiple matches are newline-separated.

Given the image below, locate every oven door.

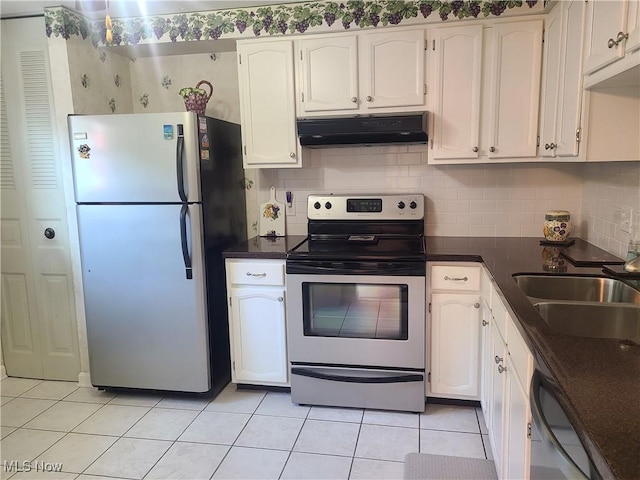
left=286, top=272, right=425, bottom=369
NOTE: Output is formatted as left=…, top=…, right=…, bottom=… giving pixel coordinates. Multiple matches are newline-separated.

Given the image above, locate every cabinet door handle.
left=608, top=37, right=617, bottom=49
left=351, top=97, right=357, bottom=103
left=482, top=319, right=489, bottom=326
left=366, top=96, right=373, bottom=102
left=616, top=31, right=629, bottom=43
left=495, top=355, right=503, bottom=364
left=278, top=296, right=284, bottom=302
left=498, top=365, right=507, bottom=374
left=472, top=146, right=479, bottom=153
left=444, top=276, right=467, bottom=282
left=489, top=146, right=496, bottom=153
left=474, top=303, right=480, bottom=309
left=289, top=152, right=296, bottom=158
left=246, top=272, right=267, bottom=277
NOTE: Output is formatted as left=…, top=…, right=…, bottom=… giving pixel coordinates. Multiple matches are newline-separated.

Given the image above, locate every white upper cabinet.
left=486, top=20, right=543, bottom=159
left=237, top=40, right=301, bottom=168
left=297, top=35, right=359, bottom=113
left=428, top=20, right=543, bottom=163
left=583, top=0, right=628, bottom=75
left=539, top=0, right=585, bottom=158
left=429, top=25, right=483, bottom=160
left=359, top=29, right=426, bottom=110
left=296, top=29, right=426, bottom=116
left=582, top=0, right=640, bottom=89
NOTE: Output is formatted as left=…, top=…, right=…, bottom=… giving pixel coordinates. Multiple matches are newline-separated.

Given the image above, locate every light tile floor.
left=0, top=378, right=492, bottom=480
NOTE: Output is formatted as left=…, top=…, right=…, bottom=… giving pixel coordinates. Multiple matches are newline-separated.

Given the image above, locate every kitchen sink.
left=535, top=302, right=640, bottom=343
left=514, top=275, right=640, bottom=304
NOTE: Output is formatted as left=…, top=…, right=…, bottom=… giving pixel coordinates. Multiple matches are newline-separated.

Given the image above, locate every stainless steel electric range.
left=286, top=194, right=426, bottom=412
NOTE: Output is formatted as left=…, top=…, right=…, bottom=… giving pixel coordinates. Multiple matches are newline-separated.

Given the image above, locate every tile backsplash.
left=255, top=147, right=639, bottom=259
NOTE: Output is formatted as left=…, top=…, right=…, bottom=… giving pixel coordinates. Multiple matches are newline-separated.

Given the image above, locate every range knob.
left=325, top=202, right=332, bottom=210
left=314, top=201, right=321, bottom=209
left=398, top=201, right=405, bottom=210
left=409, top=201, right=417, bottom=209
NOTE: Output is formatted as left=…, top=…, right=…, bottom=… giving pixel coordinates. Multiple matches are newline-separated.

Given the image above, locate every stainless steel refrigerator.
left=69, top=112, right=246, bottom=394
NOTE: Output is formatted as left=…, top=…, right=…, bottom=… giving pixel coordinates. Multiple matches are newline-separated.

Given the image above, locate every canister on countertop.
left=543, top=210, right=571, bottom=242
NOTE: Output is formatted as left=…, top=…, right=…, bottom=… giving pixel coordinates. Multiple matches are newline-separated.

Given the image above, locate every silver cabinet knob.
left=498, top=365, right=507, bottom=374
left=550, top=143, right=557, bottom=149
left=351, top=97, right=357, bottom=103
left=489, top=146, right=496, bottom=153
left=544, top=143, right=550, bottom=150
left=494, top=355, right=503, bottom=364
left=608, top=37, right=617, bottom=49
left=366, top=96, right=372, bottom=102
left=616, top=31, right=629, bottom=43
left=289, top=152, right=296, bottom=158
left=277, top=296, right=284, bottom=302
left=246, top=272, right=266, bottom=277
left=472, top=146, right=479, bottom=152
left=482, top=319, right=489, bottom=326
left=474, top=303, right=480, bottom=309
left=44, top=228, right=55, bottom=239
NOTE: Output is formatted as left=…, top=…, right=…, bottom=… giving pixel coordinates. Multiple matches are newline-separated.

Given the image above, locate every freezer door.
left=69, top=112, right=202, bottom=203
left=76, top=203, right=210, bottom=392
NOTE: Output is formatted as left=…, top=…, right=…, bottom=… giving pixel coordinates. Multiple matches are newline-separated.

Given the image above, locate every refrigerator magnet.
left=200, top=149, right=210, bottom=160
left=78, top=144, right=91, bottom=159
left=199, top=117, right=207, bottom=132
left=163, top=125, right=173, bottom=140
left=201, top=133, right=209, bottom=149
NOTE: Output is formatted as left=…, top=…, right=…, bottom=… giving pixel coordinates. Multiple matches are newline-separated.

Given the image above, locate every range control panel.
left=307, top=194, right=424, bottom=220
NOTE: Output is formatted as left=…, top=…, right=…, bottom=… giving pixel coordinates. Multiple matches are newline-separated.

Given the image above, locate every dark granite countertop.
left=425, top=237, right=639, bottom=480
left=222, top=235, right=307, bottom=259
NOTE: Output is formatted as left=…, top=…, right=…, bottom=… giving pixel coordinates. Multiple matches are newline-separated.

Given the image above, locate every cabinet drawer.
left=227, top=260, right=285, bottom=286
left=431, top=265, right=481, bottom=291
left=507, top=321, right=532, bottom=392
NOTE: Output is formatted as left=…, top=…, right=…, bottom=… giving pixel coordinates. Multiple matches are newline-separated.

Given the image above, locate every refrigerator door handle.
left=180, top=204, right=193, bottom=279
left=176, top=124, right=187, bottom=202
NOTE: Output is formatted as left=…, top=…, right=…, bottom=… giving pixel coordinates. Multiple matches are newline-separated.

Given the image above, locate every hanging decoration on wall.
left=108, top=98, right=116, bottom=113
left=80, top=73, right=89, bottom=88
left=114, top=73, right=121, bottom=87
left=139, top=93, right=149, bottom=108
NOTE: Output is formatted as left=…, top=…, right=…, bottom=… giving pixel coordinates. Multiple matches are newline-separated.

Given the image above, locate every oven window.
left=302, top=283, right=408, bottom=340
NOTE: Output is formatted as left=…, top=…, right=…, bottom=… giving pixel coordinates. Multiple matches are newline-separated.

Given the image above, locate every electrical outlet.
left=620, top=208, right=631, bottom=233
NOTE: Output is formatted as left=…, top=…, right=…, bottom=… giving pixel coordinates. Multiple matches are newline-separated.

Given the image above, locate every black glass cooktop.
left=288, top=235, right=425, bottom=260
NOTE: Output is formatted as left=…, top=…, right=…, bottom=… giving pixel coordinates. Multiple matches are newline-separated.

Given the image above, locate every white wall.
left=129, top=52, right=241, bottom=124
left=582, top=162, right=640, bottom=260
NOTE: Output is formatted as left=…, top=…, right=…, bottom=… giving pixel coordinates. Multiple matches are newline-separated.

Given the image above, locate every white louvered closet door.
left=1, top=17, right=80, bottom=381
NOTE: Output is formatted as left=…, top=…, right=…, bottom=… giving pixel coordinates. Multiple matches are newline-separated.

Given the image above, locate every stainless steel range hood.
left=296, top=112, right=428, bottom=148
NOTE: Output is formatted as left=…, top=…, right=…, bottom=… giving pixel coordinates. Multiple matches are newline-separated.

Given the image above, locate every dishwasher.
left=529, top=369, right=602, bottom=479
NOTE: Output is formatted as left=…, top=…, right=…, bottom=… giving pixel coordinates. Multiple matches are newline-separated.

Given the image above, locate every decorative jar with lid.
left=543, top=210, right=571, bottom=242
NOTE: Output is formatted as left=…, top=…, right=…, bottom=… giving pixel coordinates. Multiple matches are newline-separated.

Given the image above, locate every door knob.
left=44, top=228, right=55, bottom=239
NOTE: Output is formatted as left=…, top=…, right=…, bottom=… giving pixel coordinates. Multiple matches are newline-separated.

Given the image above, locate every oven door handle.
left=291, top=367, right=423, bottom=384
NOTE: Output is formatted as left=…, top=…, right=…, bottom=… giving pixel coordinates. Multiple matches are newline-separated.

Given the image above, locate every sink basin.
left=535, top=302, right=640, bottom=343
left=514, top=275, right=640, bottom=304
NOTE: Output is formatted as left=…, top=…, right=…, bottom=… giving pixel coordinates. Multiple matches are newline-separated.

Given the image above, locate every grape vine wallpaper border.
left=45, top=0, right=540, bottom=48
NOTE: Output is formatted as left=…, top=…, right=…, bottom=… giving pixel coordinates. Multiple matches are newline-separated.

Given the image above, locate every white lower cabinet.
left=225, top=259, right=289, bottom=386
left=428, top=263, right=482, bottom=400
left=481, top=272, right=533, bottom=479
